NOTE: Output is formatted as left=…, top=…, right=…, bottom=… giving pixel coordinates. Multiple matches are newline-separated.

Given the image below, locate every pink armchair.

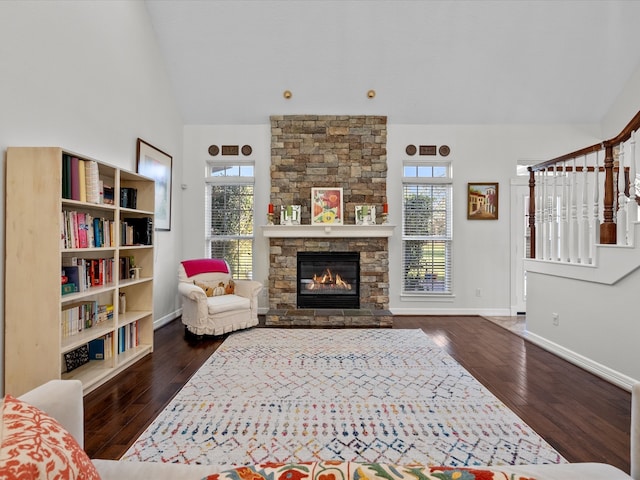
left=178, top=259, right=262, bottom=337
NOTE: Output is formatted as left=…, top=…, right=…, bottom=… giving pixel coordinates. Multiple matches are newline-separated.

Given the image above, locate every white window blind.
left=205, top=162, right=255, bottom=279
left=402, top=162, right=452, bottom=294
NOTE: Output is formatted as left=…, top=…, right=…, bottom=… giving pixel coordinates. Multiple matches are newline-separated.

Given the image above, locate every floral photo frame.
left=311, top=187, right=343, bottom=224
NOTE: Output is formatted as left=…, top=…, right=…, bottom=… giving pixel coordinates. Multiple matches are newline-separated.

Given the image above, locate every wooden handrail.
left=529, top=143, right=603, bottom=172
left=604, top=109, right=640, bottom=148
left=528, top=109, right=640, bottom=258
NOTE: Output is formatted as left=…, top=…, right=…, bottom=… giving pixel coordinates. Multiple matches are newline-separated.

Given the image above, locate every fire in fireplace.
left=306, top=268, right=352, bottom=291
left=297, top=252, right=360, bottom=309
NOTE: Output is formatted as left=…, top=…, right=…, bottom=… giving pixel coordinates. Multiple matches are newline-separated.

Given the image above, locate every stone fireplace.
left=266, top=115, right=391, bottom=326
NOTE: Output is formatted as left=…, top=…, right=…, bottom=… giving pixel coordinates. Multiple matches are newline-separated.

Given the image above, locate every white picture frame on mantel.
left=355, top=205, right=376, bottom=225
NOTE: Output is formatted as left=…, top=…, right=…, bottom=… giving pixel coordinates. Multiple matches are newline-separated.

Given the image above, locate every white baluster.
left=581, top=155, right=591, bottom=264
left=550, top=167, right=558, bottom=261
left=570, top=157, right=580, bottom=263
left=561, top=161, right=570, bottom=262
left=591, top=150, right=600, bottom=259
left=542, top=169, right=549, bottom=260
left=535, top=170, right=543, bottom=259
left=617, top=141, right=628, bottom=245
left=629, top=130, right=637, bottom=245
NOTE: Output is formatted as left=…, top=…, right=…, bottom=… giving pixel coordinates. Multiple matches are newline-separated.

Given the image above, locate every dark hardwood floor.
left=83, top=316, right=632, bottom=473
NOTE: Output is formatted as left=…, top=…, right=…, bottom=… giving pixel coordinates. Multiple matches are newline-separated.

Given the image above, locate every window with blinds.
left=402, top=162, right=452, bottom=294
left=206, top=162, right=255, bottom=279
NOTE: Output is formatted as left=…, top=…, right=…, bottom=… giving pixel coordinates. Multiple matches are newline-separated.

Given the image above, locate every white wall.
left=602, top=62, right=640, bottom=138
left=387, top=123, right=601, bottom=314
left=182, top=125, right=271, bottom=310
left=181, top=122, right=601, bottom=314
left=0, top=0, right=183, bottom=390
left=526, top=266, right=640, bottom=389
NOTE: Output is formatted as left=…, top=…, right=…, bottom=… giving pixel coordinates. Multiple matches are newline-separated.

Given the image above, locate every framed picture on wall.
left=311, top=187, right=343, bottom=224
left=467, top=182, right=499, bottom=220
left=136, top=138, right=173, bottom=230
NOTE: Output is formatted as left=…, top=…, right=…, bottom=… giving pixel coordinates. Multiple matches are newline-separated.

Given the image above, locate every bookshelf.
left=4, top=147, right=155, bottom=396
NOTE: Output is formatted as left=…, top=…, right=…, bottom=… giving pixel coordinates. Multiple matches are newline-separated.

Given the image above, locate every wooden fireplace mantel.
left=261, top=224, right=395, bottom=238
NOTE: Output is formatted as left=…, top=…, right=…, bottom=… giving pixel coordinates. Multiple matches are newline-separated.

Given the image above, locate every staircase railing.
left=528, top=110, right=640, bottom=262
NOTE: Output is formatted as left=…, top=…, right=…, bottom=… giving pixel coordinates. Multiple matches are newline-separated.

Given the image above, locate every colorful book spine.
left=70, top=157, right=80, bottom=201
left=85, top=160, right=100, bottom=204
left=78, top=159, right=87, bottom=202
left=62, top=155, right=72, bottom=199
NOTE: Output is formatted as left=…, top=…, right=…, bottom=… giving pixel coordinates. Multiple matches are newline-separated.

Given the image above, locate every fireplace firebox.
left=297, top=252, right=360, bottom=309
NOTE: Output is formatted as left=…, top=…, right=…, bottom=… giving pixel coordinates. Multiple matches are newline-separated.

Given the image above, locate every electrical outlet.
left=552, top=313, right=559, bottom=326
left=475, top=288, right=482, bottom=297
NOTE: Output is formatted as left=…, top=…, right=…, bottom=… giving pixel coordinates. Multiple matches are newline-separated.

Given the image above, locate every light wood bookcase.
left=4, top=147, right=155, bottom=396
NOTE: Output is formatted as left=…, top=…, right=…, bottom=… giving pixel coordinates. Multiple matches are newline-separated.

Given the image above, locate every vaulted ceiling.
left=144, top=0, right=640, bottom=125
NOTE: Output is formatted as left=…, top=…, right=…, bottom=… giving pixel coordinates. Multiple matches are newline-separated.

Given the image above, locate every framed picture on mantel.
left=311, top=187, right=343, bottom=225
left=136, top=138, right=173, bottom=230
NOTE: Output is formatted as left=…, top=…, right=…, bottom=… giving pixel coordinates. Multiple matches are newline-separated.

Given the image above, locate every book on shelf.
left=89, top=332, right=114, bottom=360
left=62, top=155, right=71, bottom=199
left=119, top=255, right=133, bottom=280
left=96, top=304, right=114, bottom=324
left=61, top=301, right=96, bottom=337
left=76, top=213, right=88, bottom=249
left=122, top=217, right=153, bottom=245
left=61, top=265, right=83, bottom=293
left=61, top=301, right=114, bottom=340
left=88, top=337, right=105, bottom=360
left=70, top=156, right=80, bottom=201
left=85, top=160, right=100, bottom=204
left=78, top=159, right=87, bottom=202
left=103, top=185, right=114, bottom=205
left=117, top=321, right=140, bottom=354
left=120, top=187, right=137, bottom=209
left=62, top=257, right=114, bottom=289
left=60, top=211, right=66, bottom=249
left=61, top=155, right=103, bottom=205
left=93, top=217, right=103, bottom=247
left=61, top=211, right=114, bottom=249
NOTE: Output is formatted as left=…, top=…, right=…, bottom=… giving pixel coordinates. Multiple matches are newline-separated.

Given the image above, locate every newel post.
left=528, top=167, right=536, bottom=258
left=600, top=143, right=617, bottom=244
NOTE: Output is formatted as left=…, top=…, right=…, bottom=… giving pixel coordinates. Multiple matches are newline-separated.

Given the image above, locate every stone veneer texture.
left=269, top=115, right=389, bottom=310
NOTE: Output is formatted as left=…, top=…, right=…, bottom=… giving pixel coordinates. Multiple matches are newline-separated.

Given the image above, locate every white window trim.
left=401, top=160, right=453, bottom=296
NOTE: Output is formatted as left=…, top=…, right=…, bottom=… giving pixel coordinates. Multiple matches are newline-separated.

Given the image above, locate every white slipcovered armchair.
left=178, top=258, right=262, bottom=337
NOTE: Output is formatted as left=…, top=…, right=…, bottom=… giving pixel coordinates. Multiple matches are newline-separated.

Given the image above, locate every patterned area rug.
left=122, top=328, right=565, bottom=467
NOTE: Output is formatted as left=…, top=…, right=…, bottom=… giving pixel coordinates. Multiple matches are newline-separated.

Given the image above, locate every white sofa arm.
left=18, top=379, right=84, bottom=448
left=233, top=279, right=262, bottom=300
left=179, top=282, right=210, bottom=333
left=178, top=282, right=208, bottom=301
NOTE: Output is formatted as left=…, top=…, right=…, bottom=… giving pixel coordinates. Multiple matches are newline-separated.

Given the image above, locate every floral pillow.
left=0, top=394, right=101, bottom=480
left=201, top=461, right=535, bottom=480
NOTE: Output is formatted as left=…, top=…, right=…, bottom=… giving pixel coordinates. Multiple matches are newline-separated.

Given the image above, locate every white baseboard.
left=389, top=307, right=512, bottom=316
left=525, top=331, right=638, bottom=392
left=154, top=308, right=182, bottom=330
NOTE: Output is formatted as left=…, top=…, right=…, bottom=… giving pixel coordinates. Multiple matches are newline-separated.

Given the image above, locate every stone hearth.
left=265, top=308, right=393, bottom=328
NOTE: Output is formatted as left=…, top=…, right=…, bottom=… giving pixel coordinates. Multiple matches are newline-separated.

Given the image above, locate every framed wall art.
left=311, top=187, right=343, bottom=225
left=467, top=182, right=499, bottom=220
left=136, top=138, right=173, bottom=230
